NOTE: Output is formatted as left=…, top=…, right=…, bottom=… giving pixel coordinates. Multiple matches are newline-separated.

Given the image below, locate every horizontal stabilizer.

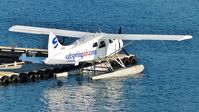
left=9, top=25, right=93, bottom=38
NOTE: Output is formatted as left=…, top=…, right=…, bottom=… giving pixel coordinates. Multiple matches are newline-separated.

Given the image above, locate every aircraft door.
left=96, top=40, right=108, bottom=59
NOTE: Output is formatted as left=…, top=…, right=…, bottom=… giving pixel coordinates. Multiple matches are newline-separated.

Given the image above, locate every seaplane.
left=9, top=25, right=192, bottom=79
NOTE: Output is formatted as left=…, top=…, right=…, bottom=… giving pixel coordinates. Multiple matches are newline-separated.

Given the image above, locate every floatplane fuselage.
left=45, top=32, right=123, bottom=65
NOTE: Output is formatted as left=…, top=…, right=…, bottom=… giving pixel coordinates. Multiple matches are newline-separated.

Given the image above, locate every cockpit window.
left=93, top=42, right=98, bottom=47
left=99, top=41, right=106, bottom=48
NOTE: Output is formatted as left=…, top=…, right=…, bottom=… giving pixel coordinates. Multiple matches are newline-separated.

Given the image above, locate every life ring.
left=19, top=73, right=29, bottom=82
left=1, top=76, right=11, bottom=85
left=10, top=75, right=20, bottom=83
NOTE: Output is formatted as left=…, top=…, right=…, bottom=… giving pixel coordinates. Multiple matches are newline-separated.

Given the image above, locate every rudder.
left=48, top=32, right=63, bottom=58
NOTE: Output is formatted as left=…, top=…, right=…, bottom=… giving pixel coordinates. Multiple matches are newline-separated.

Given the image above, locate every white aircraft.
left=9, top=25, right=192, bottom=67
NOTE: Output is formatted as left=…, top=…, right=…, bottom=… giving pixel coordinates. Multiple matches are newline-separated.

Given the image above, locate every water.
left=0, top=0, right=199, bottom=111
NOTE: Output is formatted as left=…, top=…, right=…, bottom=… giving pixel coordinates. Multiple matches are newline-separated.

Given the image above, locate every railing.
left=0, top=46, right=47, bottom=54
left=0, top=62, right=25, bottom=68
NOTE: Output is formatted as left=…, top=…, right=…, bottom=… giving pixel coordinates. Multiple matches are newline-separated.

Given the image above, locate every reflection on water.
left=43, top=84, right=96, bottom=111
left=42, top=74, right=143, bottom=111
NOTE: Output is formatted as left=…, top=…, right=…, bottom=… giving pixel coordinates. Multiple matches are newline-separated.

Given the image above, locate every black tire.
left=110, top=61, right=118, bottom=69
left=122, top=58, right=129, bottom=65
left=19, top=73, right=29, bottom=83
left=45, top=69, right=54, bottom=79
left=129, top=56, right=137, bottom=64
left=37, top=70, right=46, bottom=80
left=1, top=76, right=11, bottom=85
left=28, top=72, right=37, bottom=82
left=10, top=75, right=20, bottom=83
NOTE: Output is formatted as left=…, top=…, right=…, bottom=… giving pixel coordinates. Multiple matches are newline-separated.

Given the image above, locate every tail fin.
left=48, top=32, right=63, bottom=58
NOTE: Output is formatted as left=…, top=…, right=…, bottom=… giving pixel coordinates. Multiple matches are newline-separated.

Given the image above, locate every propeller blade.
left=118, top=27, right=122, bottom=34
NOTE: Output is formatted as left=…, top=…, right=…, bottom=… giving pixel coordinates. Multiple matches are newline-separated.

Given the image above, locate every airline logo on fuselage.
left=52, top=37, right=58, bottom=48
left=65, top=50, right=97, bottom=61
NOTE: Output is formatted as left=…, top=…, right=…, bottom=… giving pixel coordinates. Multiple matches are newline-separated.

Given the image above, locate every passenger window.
left=109, top=39, right=113, bottom=43
left=99, top=41, right=106, bottom=48
left=93, top=42, right=98, bottom=47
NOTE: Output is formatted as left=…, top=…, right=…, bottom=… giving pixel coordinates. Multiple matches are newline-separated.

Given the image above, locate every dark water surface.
left=0, top=0, right=199, bottom=111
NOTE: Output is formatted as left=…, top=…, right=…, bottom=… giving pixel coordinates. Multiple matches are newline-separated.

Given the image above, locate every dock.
left=0, top=45, right=143, bottom=85
left=0, top=46, right=47, bottom=63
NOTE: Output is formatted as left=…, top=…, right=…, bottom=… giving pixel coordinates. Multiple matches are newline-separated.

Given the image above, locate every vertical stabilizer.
left=48, top=32, right=63, bottom=58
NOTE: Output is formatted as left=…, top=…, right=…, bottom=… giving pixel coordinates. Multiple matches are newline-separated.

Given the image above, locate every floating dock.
left=0, top=46, right=143, bottom=85
left=0, top=46, right=47, bottom=63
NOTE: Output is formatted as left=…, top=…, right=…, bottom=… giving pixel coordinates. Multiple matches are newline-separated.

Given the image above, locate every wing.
left=102, top=34, right=192, bottom=41
left=9, top=25, right=192, bottom=41
left=9, top=25, right=94, bottom=38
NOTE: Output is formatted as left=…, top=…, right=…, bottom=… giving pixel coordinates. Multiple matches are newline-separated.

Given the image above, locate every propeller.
left=119, top=27, right=129, bottom=56
left=118, top=27, right=122, bottom=34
